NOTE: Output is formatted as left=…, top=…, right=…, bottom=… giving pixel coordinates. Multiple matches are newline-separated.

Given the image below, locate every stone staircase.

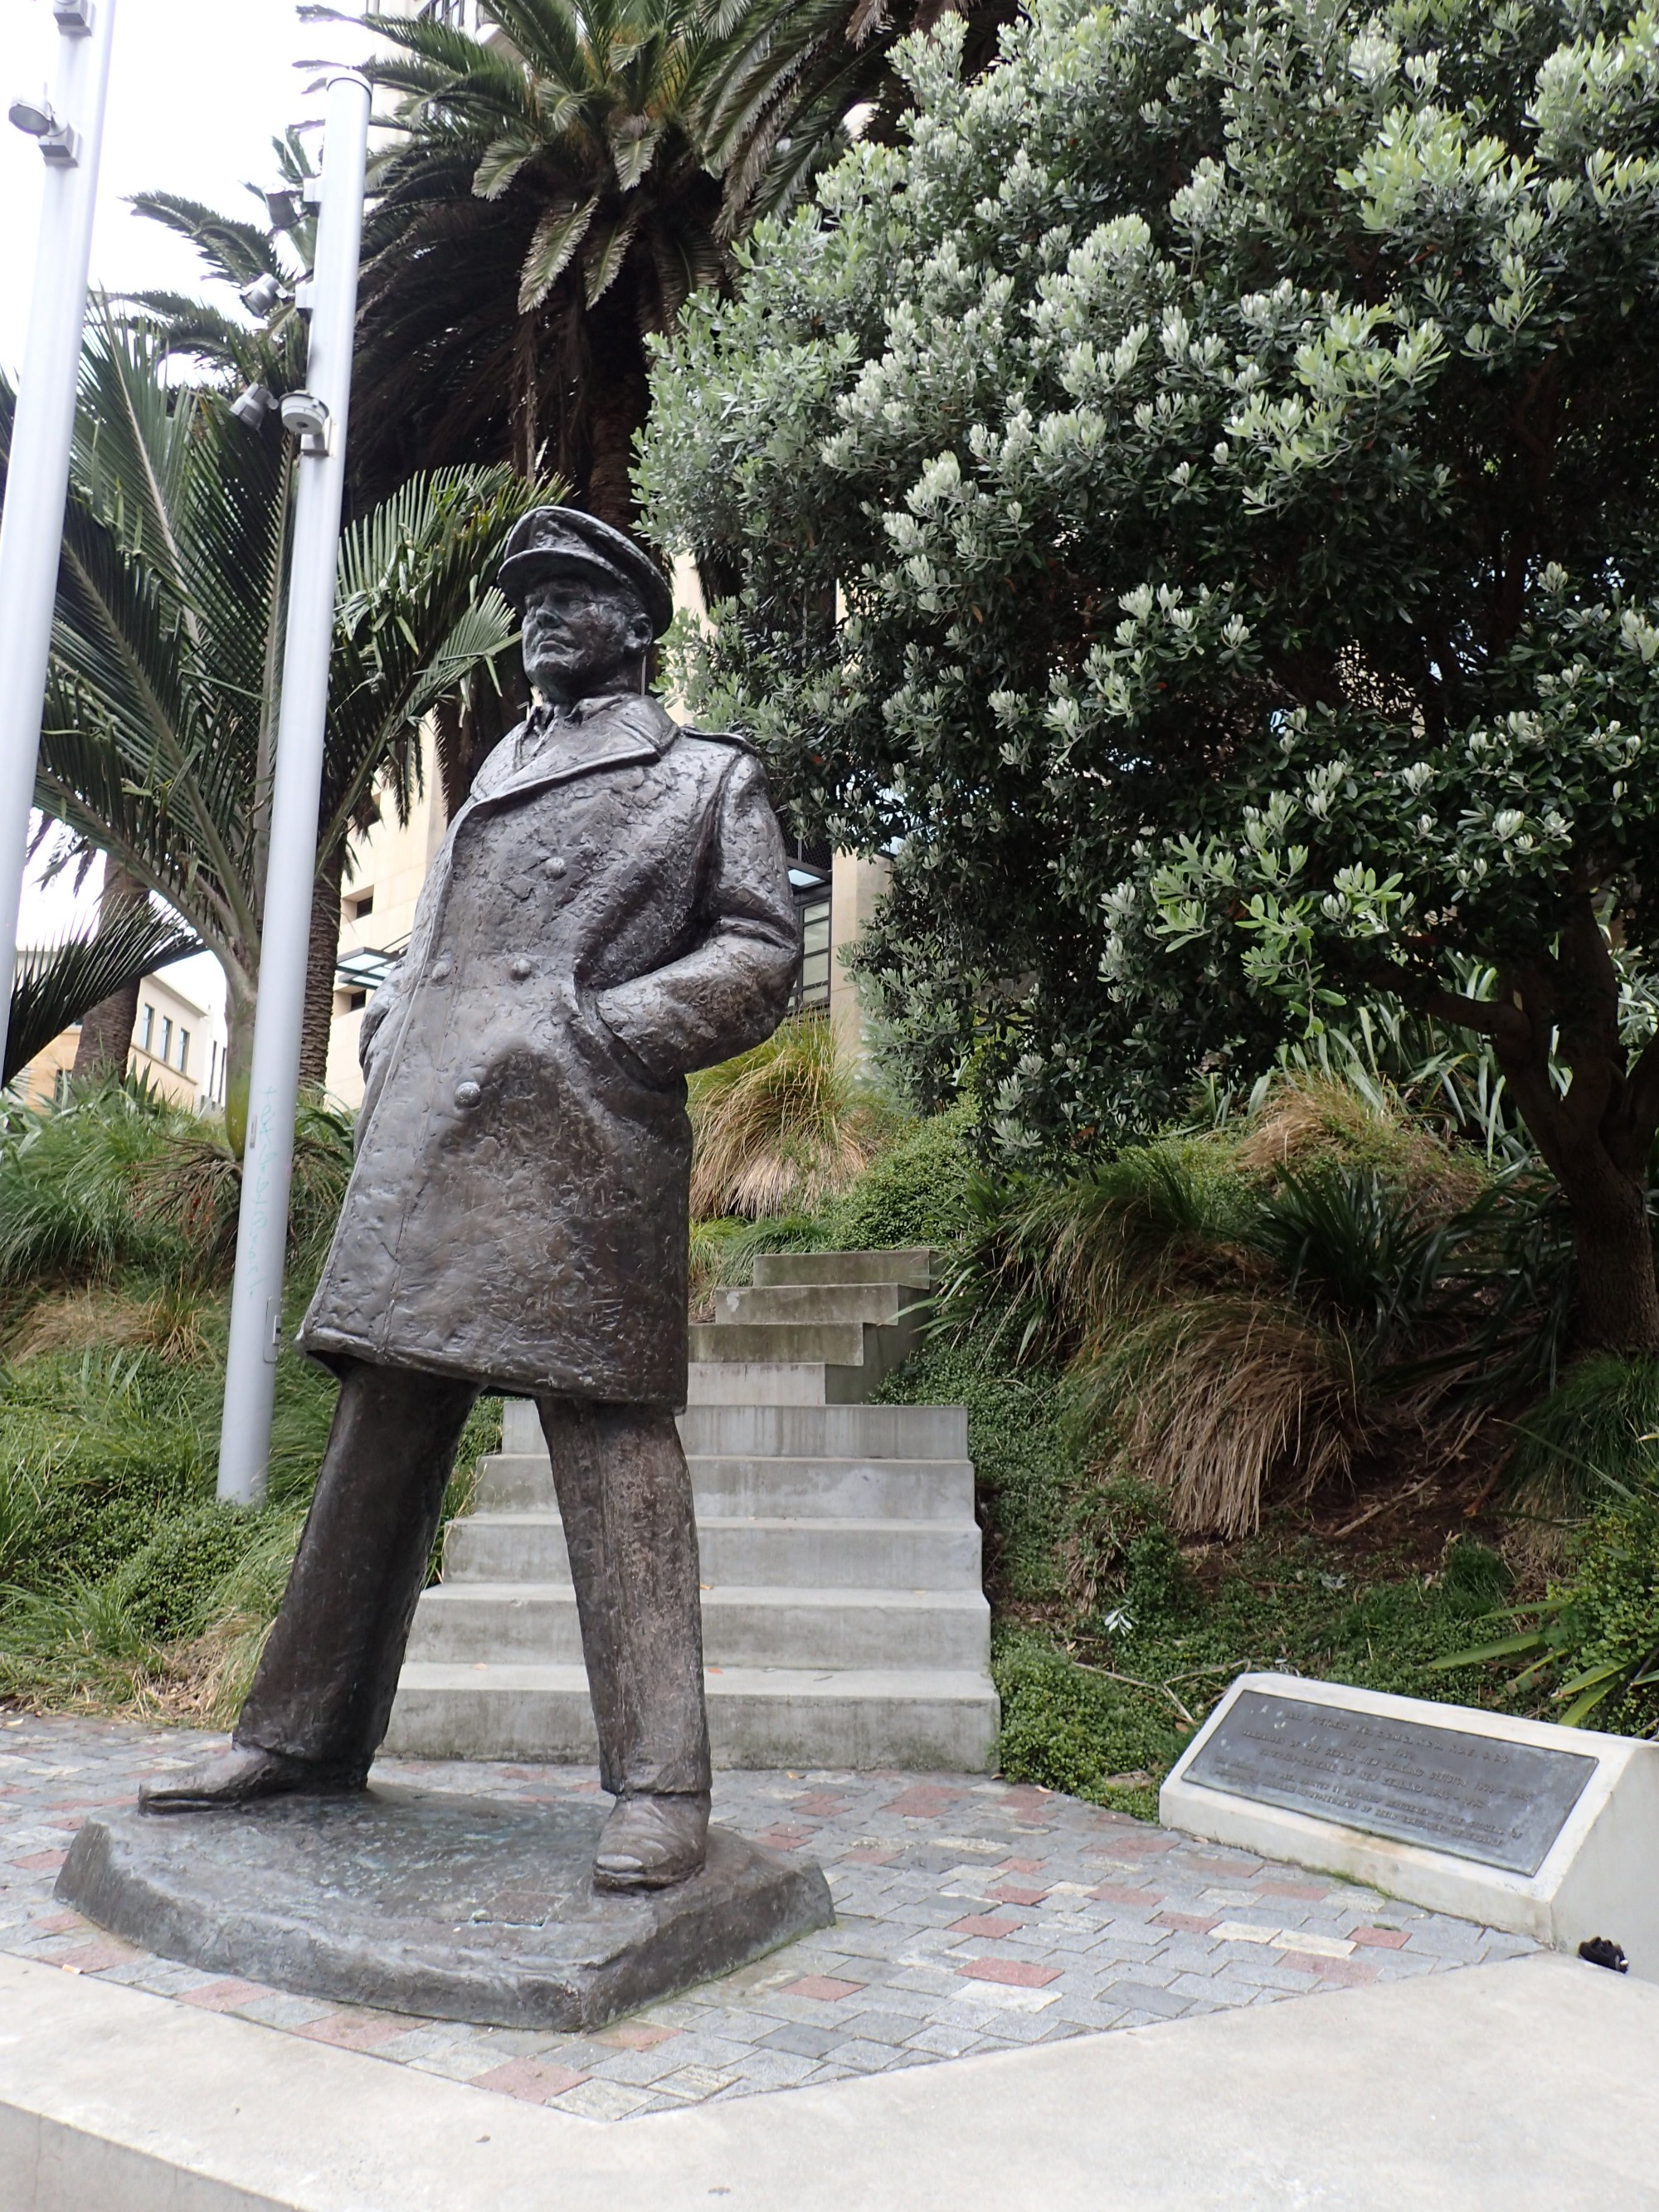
left=386, top=1250, right=1000, bottom=1771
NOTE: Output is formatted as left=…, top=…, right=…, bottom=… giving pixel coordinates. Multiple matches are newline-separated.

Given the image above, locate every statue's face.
left=521, top=571, right=654, bottom=704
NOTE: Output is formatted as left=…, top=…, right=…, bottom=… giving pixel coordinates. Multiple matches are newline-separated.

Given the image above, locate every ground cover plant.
left=0, top=1084, right=496, bottom=1721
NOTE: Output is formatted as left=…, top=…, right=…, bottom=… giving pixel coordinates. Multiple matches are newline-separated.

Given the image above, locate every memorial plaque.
left=1185, top=1689, right=1598, bottom=1876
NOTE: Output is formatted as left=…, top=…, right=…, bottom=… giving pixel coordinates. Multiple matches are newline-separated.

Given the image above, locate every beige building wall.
left=15, top=966, right=229, bottom=1115
left=16, top=1026, right=79, bottom=1111
left=830, top=850, right=890, bottom=1062
left=131, top=972, right=224, bottom=1109
left=324, top=733, right=450, bottom=1109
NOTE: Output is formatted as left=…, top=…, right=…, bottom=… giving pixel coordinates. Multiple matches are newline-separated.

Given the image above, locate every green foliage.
left=6, top=907, right=197, bottom=1089
left=995, top=1525, right=1531, bottom=1805
left=1438, top=1505, right=1659, bottom=1732
left=0, top=1086, right=358, bottom=1303
left=2, top=314, right=544, bottom=1144
left=689, top=1014, right=902, bottom=1219
left=878, top=1337, right=1081, bottom=1605
left=640, top=0, right=1659, bottom=1347
left=0, top=1087, right=199, bottom=1289
left=994, top=1631, right=1183, bottom=1815
left=819, top=1102, right=978, bottom=1251
left=1506, top=1356, right=1659, bottom=1510
left=109, top=1507, right=265, bottom=1645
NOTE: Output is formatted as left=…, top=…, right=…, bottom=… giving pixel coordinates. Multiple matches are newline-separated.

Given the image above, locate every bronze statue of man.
left=143, top=509, right=801, bottom=1892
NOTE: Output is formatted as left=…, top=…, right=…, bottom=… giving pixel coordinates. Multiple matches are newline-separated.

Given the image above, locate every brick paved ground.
left=0, top=1713, right=1535, bottom=2121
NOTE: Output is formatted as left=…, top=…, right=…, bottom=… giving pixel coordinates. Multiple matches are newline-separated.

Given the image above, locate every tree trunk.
left=71, top=859, right=146, bottom=1081
left=299, top=849, right=343, bottom=1094
left=1560, top=1159, right=1659, bottom=1357
left=222, top=979, right=256, bottom=1161
left=1441, top=903, right=1659, bottom=1360
left=581, top=296, right=651, bottom=531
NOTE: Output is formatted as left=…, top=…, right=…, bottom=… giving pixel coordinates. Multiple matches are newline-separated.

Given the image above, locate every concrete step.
left=687, top=1319, right=923, bottom=1401
left=474, top=1451, right=975, bottom=1519
left=677, top=1401, right=967, bottom=1459
left=685, top=1362, right=853, bottom=1406
left=752, top=1248, right=935, bottom=1288
left=387, top=1662, right=1000, bottom=1770
left=713, top=1282, right=922, bottom=1328
left=406, top=1582, right=990, bottom=1670
left=443, top=1513, right=982, bottom=1590
left=688, top=1319, right=870, bottom=1365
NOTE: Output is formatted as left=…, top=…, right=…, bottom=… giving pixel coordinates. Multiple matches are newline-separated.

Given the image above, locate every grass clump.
left=688, top=1016, right=900, bottom=1220
left=1505, top=1357, right=1659, bottom=1511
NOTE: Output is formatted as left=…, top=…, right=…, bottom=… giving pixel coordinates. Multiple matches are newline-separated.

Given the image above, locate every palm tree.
left=2, top=315, right=546, bottom=1151
left=125, top=128, right=317, bottom=402
left=6, top=904, right=197, bottom=1090
left=341, top=0, right=726, bottom=524
left=696, top=0, right=1016, bottom=240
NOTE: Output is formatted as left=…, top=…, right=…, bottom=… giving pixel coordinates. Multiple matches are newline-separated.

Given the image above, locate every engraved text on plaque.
left=1185, top=1690, right=1598, bottom=1876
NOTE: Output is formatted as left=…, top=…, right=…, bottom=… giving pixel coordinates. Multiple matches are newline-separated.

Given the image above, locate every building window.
left=178, top=1027, right=190, bottom=1074
left=345, top=988, right=368, bottom=1011
left=159, top=1016, right=173, bottom=1065
left=795, top=894, right=832, bottom=1012
left=346, top=889, right=374, bottom=920
left=139, top=1002, right=154, bottom=1051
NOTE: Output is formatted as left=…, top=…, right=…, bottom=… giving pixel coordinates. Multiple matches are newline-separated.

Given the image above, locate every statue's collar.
left=525, top=690, right=677, bottom=747
left=464, top=693, right=680, bottom=812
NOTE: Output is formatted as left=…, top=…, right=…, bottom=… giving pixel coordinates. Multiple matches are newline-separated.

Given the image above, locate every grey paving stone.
left=757, top=2023, right=844, bottom=2059
left=0, top=1713, right=1537, bottom=2124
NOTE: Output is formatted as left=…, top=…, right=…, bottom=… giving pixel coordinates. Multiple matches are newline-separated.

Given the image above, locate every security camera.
left=52, top=0, right=97, bottom=31
left=265, top=188, right=302, bottom=232
left=240, top=272, right=288, bottom=317
left=230, top=383, right=278, bottom=429
left=280, top=390, right=332, bottom=457
left=8, top=92, right=56, bottom=136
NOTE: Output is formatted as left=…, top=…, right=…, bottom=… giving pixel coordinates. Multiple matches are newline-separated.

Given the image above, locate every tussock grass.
left=1235, top=1071, right=1486, bottom=1211
left=1505, top=1357, right=1659, bottom=1512
left=688, top=1015, right=901, bottom=1220
left=1068, top=1294, right=1370, bottom=1538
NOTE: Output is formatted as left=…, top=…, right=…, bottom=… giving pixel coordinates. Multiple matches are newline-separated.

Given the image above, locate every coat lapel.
left=465, top=695, right=681, bottom=816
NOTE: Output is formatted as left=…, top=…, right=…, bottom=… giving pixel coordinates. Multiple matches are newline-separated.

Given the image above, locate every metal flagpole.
left=216, top=71, right=371, bottom=1506
left=0, top=0, right=119, bottom=1071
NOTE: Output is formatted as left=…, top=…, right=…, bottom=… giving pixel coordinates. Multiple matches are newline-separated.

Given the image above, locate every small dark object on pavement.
left=1578, top=1936, right=1628, bottom=1973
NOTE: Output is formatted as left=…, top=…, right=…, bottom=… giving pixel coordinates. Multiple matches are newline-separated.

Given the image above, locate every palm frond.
left=7, top=908, right=198, bottom=1088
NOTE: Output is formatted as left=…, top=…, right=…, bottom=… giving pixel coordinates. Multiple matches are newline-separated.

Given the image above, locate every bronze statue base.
left=56, top=1784, right=832, bottom=2032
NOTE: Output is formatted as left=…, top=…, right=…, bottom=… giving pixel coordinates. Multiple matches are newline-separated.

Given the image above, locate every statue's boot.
left=593, top=1791, right=710, bottom=1891
left=138, top=1744, right=362, bottom=1814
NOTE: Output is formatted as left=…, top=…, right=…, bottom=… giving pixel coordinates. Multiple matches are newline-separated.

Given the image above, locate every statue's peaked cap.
left=498, top=506, right=674, bottom=636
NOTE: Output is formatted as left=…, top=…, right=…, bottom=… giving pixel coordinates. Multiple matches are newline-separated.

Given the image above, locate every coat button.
left=543, top=855, right=567, bottom=878
left=454, top=1080, right=482, bottom=1109
left=431, top=957, right=453, bottom=981
left=509, top=957, right=533, bottom=980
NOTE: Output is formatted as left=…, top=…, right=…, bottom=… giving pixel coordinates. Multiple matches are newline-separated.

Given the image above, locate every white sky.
left=2, top=0, right=368, bottom=1015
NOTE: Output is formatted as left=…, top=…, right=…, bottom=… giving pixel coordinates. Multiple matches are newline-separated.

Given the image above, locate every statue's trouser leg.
left=535, top=1398, right=712, bottom=1800
left=235, top=1359, right=479, bottom=1773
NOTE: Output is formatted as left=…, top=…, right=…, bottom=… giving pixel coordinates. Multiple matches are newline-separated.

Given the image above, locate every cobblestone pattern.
left=0, top=1714, right=1535, bottom=2121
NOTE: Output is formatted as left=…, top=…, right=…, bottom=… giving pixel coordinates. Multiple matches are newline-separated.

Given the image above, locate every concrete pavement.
left=2, top=1948, right=1654, bottom=2209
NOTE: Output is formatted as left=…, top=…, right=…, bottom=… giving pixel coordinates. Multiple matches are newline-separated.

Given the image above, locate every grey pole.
left=216, top=71, right=371, bottom=1506
left=0, top=0, right=119, bottom=1071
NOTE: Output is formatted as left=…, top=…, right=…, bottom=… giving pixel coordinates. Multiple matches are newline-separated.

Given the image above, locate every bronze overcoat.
left=299, top=691, right=800, bottom=1405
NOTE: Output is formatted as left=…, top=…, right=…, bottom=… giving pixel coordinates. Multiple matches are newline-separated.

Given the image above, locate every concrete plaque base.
left=56, top=1785, right=834, bottom=2030
left=1162, top=1673, right=1659, bottom=1980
